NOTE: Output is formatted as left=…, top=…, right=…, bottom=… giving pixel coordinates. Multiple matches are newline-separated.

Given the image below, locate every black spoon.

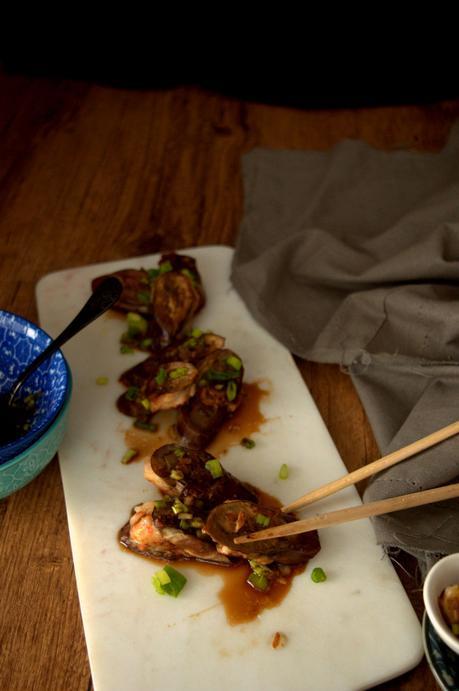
left=0, top=276, right=123, bottom=446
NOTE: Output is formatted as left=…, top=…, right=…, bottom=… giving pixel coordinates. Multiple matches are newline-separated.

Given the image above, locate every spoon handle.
left=9, top=276, right=122, bottom=403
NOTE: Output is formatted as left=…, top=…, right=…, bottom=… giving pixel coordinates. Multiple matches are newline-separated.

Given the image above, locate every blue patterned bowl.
left=0, top=310, right=70, bottom=463
left=0, top=376, right=72, bottom=498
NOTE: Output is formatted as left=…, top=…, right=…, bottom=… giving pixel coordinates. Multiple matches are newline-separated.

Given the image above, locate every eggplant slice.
left=118, top=332, right=225, bottom=388
left=205, top=500, right=321, bottom=566
left=145, top=444, right=257, bottom=508
left=177, top=349, right=244, bottom=448
left=120, top=500, right=231, bottom=565
left=117, top=361, right=197, bottom=417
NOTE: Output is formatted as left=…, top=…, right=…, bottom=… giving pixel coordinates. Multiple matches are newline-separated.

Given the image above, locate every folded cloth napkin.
left=231, top=124, right=459, bottom=574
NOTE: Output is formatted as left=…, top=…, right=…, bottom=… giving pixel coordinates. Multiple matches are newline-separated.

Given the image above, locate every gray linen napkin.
left=231, top=125, right=459, bottom=573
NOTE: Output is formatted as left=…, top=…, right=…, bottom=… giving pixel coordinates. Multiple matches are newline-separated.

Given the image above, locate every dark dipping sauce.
left=0, top=394, right=39, bottom=445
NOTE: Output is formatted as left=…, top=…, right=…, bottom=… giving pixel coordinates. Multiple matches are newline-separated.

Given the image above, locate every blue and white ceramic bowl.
left=0, top=310, right=70, bottom=463
left=0, top=378, right=72, bottom=498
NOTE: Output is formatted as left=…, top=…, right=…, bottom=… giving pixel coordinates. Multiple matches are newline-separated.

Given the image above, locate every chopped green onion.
left=121, top=448, right=138, bottom=464
left=205, top=368, right=239, bottom=382
left=311, top=567, right=327, bottom=583
left=140, top=398, right=151, bottom=411
left=152, top=565, right=187, bottom=597
left=181, top=268, right=196, bottom=282
left=205, top=458, right=224, bottom=479
left=172, top=499, right=188, bottom=515
left=241, top=437, right=255, bottom=449
left=140, top=338, right=153, bottom=349
left=126, top=386, right=139, bottom=401
left=183, top=337, right=197, bottom=349
left=159, top=260, right=173, bottom=274
left=174, top=447, right=185, bottom=458
left=120, top=345, right=135, bottom=354
left=96, top=376, right=109, bottom=385
left=191, top=518, right=203, bottom=528
left=226, top=355, right=242, bottom=371
left=191, top=327, right=202, bottom=338
left=153, top=499, right=169, bottom=510
left=248, top=560, right=272, bottom=577
left=452, top=623, right=459, bottom=635
left=279, top=463, right=289, bottom=479
left=148, top=268, right=160, bottom=281
left=255, top=513, right=270, bottom=528
left=155, top=367, right=167, bottom=385
left=247, top=572, right=269, bottom=591
left=170, top=469, right=184, bottom=481
left=179, top=519, right=191, bottom=529
left=137, top=291, right=150, bottom=305
left=134, top=419, right=158, bottom=432
left=169, top=367, right=188, bottom=380
left=178, top=512, right=193, bottom=520
left=226, top=380, right=237, bottom=401
left=127, top=312, right=148, bottom=336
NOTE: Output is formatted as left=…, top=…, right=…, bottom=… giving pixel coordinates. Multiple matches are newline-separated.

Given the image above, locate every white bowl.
left=423, top=553, right=459, bottom=656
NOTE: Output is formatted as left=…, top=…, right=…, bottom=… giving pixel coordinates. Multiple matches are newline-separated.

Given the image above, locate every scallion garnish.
left=174, top=447, right=185, bottom=458
left=140, top=398, right=151, bottom=411
left=183, top=337, right=197, bottom=349
left=247, top=572, right=269, bottom=591
left=241, top=437, right=255, bottom=449
left=153, top=499, right=168, bottom=510
left=181, top=268, right=196, bottom=282
left=121, top=448, right=138, bottom=464
left=126, top=386, right=139, bottom=401
left=311, top=567, right=327, bottom=583
left=191, top=327, right=202, bottom=338
left=226, top=380, right=237, bottom=401
left=148, top=268, right=160, bottom=281
left=137, top=291, right=150, bottom=305
left=255, top=513, right=270, bottom=528
left=140, top=338, right=153, bottom=349
left=96, top=376, right=109, bottom=385
left=226, top=355, right=242, bottom=371
left=172, top=499, right=188, bottom=515
left=133, top=419, right=158, bottom=432
left=152, top=565, right=187, bottom=597
left=127, top=312, right=148, bottom=336
left=205, top=458, right=224, bottom=479
left=169, top=367, right=188, bottom=380
left=159, top=260, right=173, bottom=274
left=278, top=463, right=289, bottom=479
left=205, top=368, right=239, bottom=382
left=120, top=345, right=135, bottom=354
left=170, top=469, right=184, bottom=480
left=155, top=367, right=167, bottom=385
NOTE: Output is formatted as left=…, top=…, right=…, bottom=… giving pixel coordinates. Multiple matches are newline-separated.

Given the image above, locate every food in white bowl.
left=423, top=552, right=459, bottom=656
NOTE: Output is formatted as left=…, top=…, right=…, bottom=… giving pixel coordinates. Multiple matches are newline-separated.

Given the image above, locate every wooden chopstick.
left=281, top=420, right=459, bottom=513
left=234, top=481, right=459, bottom=544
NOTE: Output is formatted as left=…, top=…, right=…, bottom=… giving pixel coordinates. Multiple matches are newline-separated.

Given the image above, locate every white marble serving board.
left=36, top=246, right=423, bottom=691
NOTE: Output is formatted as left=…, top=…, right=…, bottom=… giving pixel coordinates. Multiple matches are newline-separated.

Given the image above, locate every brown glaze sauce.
left=184, top=560, right=304, bottom=626
left=123, top=382, right=270, bottom=462
left=208, top=382, right=269, bottom=456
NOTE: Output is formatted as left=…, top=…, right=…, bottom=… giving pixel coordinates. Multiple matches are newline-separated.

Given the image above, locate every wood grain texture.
left=1, top=68, right=458, bottom=690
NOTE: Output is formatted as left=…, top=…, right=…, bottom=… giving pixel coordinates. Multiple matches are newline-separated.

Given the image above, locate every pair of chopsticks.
left=234, top=420, right=459, bottom=544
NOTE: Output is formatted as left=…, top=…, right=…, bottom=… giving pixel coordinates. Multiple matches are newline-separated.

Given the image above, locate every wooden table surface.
left=1, top=67, right=458, bottom=690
